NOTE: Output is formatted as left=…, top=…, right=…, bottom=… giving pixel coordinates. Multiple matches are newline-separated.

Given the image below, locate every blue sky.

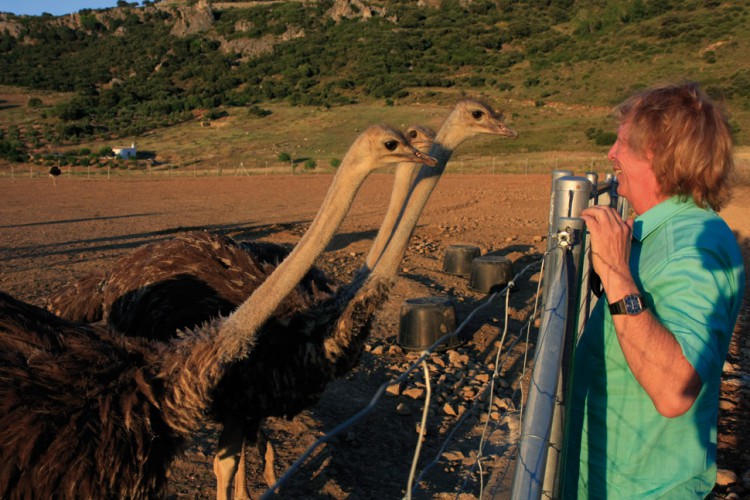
left=0, top=1, right=126, bottom=16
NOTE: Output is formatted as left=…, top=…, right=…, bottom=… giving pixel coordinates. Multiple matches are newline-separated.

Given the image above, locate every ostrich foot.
left=258, top=429, right=277, bottom=487
left=214, top=423, right=246, bottom=500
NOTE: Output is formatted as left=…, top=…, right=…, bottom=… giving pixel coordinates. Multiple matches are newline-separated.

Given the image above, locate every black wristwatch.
left=608, top=293, right=647, bottom=316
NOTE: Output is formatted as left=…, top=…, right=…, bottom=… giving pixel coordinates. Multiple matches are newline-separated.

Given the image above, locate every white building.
left=113, top=142, right=137, bottom=159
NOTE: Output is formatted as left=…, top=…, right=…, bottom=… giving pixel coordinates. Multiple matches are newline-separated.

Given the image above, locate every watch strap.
left=608, top=293, right=646, bottom=315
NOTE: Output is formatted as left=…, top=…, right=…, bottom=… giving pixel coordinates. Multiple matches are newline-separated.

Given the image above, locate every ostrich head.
left=434, top=98, right=518, bottom=154
left=217, top=124, right=436, bottom=354
left=405, top=124, right=437, bottom=153
left=369, top=97, right=519, bottom=276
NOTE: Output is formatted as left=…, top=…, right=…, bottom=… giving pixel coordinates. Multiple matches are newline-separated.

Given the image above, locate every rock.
left=492, top=396, right=514, bottom=412
left=403, top=387, right=425, bottom=400
left=386, top=383, right=401, bottom=397
left=719, top=399, right=736, bottom=411
left=388, top=345, right=403, bottom=356
left=448, top=351, right=469, bottom=366
left=716, top=468, right=738, bottom=487
left=442, top=451, right=465, bottom=461
left=396, top=402, right=411, bottom=415
left=461, top=387, right=477, bottom=400
left=170, top=0, right=214, bottom=37
left=443, top=403, right=457, bottom=416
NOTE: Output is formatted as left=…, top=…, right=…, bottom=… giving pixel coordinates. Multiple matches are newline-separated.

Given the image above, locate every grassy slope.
left=2, top=86, right=747, bottom=179
left=1, top=1, right=749, bottom=178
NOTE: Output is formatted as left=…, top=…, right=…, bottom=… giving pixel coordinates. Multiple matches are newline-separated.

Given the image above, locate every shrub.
left=248, top=105, right=272, bottom=117
left=303, top=159, right=317, bottom=170
left=278, top=152, right=291, bottom=162
left=329, top=158, right=341, bottom=168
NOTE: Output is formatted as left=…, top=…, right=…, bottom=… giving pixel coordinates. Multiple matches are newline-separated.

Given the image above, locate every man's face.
left=607, top=120, right=661, bottom=214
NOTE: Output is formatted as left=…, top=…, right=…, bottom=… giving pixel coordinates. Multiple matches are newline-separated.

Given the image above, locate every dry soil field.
left=1, top=173, right=748, bottom=499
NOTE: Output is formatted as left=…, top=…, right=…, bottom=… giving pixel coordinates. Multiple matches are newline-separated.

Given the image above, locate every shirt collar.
left=631, top=196, right=699, bottom=242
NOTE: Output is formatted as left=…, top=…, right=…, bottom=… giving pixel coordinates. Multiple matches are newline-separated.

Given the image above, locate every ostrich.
left=42, top=123, right=437, bottom=499
left=44, top=128, right=435, bottom=342
left=0, top=125, right=437, bottom=499
left=43, top=100, right=517, bottom=497
left=212, top=100, right=518, bottom=498
left=213, top=123, right=438, bottom=498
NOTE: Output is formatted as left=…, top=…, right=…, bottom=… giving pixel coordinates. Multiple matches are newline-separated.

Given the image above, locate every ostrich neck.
left=217, top=163, right=369, bottom=357
left=364, top=162, right=419, bottom=269
left=367, top=115, right=468, bottom=277
left=369, top=141, right=454, bottom=279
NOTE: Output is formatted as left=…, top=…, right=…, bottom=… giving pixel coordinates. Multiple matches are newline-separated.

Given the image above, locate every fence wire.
left=261, top=258, right=545, bottom=499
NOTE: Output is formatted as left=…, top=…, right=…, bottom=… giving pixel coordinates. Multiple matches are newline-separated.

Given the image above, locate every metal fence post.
left=512, top=172, right=592, bottom=499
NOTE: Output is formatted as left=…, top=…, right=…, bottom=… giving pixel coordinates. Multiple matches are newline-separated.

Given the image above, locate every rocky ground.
left=1, top=173, right=748, bottom=498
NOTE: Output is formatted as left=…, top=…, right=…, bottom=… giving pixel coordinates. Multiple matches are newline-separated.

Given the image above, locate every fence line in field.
left=0, top=156, right=615, bottom=180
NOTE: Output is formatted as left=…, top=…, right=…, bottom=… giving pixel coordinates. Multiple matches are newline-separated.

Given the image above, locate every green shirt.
left=561, top=196, right=745, bottom=499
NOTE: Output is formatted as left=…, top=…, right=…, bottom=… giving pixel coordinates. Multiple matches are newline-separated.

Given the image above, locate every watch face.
left=624, top=294, right=642, bottom=314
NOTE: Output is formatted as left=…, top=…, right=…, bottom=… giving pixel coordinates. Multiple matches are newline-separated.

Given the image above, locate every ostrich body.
left=47, top=233, right=334, bottom=342
left=0, top=125, right=436, bottom=499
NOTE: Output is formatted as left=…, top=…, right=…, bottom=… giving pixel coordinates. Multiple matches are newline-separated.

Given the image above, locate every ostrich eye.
left=384, top=140, right=399, bottom=151
left=472, top=110, right=484, bottom=120
left=408, top=130, right=418, bottom=138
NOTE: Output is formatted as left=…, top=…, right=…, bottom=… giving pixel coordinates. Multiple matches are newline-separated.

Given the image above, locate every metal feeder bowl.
left=442, top=244, right=481, bottom=276
left=398, top=297, right=460, bottom=352
left=469, top=255, right=514, bottom=293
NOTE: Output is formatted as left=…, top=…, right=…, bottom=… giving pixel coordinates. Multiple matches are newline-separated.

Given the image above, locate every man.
left=561, top=81, right=746, bottom=498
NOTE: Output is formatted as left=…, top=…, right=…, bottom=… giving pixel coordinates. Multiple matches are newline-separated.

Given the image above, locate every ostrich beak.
left=500, top=126, right=519, bottom=139
left=414, top=149, right=438, bottom=166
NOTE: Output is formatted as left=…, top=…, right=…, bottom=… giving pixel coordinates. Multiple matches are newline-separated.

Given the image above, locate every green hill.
left=0, top=0, right=748, bottom=170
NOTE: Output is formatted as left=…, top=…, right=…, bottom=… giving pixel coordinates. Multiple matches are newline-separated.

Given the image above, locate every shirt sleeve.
left=644, top=249, right=737, bottom=385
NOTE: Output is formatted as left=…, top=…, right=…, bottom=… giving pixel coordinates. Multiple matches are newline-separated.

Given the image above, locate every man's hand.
left=580, top=205, right=637, bottom=301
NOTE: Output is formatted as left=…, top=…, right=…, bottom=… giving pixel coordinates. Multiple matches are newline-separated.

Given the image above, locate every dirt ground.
left=1, top=173, right=748, bottom=499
